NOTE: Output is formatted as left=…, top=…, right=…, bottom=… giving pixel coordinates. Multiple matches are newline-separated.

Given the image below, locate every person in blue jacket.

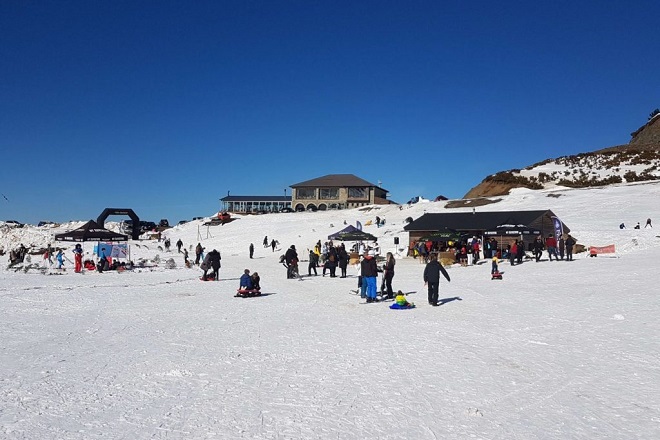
left=239, top=269, right=253, bottom=290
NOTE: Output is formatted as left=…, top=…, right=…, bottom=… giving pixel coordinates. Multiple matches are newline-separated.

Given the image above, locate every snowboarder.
left=423, top=254, right=451, bottom=306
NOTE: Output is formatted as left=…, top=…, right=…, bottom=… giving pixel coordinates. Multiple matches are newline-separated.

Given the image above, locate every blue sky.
left=1, top=0, right=658, bottom=225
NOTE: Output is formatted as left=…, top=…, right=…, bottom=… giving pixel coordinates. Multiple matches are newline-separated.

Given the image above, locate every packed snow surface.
left=2, top=182, right=660, bottom=439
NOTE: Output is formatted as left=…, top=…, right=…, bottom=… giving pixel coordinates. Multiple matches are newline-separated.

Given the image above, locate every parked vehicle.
left=4, top=220, right=24, bottom=228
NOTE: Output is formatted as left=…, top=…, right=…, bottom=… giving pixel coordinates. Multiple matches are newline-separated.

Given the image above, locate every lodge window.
left=296, top=188, right=316, bottom=199
left=319, top=188, right=339, bottom=200
left=348, top=187, right=368, bottom=199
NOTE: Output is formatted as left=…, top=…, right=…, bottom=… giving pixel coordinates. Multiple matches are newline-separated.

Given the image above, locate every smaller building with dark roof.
left=404, top=209, right=570, bottom=252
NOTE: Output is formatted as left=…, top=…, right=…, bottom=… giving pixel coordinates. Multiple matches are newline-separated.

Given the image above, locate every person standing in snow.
left=263, top=236, right=268, bottom=248
left=361, top=250, right=379, bottom=303
left=208, top=249, right=221, bottom=281
left=646, top=218, right=653, bottom=228
left=533, top=237, right=544, bottom=262
left=195, top=243, right=204, bottom=265
left=201, top=251, right=212, bottom=280
left=271, top=239, right=277, bottom=252
left=73, top=244, right=83, bottom=273
left=382, top=252, right=396, bottom=299
left=308, top=249, right=318, bottom=276
left=546, top=234, right=558, bottom=261
left=176, top=239, right=183, bottom=253
left=423, top=254, right=451, bottom=307
left=56, top=250, right=65, bottom=269
left=565, top=236, right=576, bottom=261
left=284, top=245, right=299, bottom=279
left=249, top=243, right=254, bottom=259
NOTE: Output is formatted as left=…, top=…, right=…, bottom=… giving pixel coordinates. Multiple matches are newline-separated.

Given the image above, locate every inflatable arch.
left=97, top=208, right=141, bottom=240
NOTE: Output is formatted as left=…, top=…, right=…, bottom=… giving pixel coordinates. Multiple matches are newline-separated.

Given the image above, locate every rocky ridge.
left=464, top=113, right=660, bottom=198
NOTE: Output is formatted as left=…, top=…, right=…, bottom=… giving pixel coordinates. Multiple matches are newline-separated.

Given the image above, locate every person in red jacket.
left=546, top=234, right=558, bottom=261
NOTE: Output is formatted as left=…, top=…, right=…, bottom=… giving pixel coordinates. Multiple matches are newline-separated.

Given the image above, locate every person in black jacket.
left=208, top=249, right=221, bottom=281
left=284, top=245, right=298, bottom=279
left=564, top=236, right=576, bottom=261
left=337, top=244, right=349, bottom=278
left=382, top=252, right=396, bottom=299
left=532, top=237, right=544, bottom=262
left=423, top=254, right=451, bottom=306
left=308, top=249, right=318, bottom=276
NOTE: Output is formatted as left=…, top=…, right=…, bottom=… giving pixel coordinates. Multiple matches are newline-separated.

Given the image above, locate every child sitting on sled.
left=251, top=272, right=261, bottom=291
left=390, top=290, right=415, bottom=309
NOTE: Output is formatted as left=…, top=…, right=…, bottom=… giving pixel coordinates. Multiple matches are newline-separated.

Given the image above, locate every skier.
left=56, top=249, right=65, bottom=269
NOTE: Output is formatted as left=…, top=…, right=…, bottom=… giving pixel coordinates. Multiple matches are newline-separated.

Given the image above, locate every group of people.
left=620, top=218, right=653, bottom=229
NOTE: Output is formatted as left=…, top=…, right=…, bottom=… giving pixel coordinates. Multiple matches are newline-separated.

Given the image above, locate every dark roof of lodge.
left=404, top=210, right=569, bottom=233
left=220, top=195, right=291, bottom=202
left=290, top=174, right=388, bottom=192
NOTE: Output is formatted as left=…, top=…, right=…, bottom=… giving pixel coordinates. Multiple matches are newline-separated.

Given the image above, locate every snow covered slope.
left=1, top=182, right=660, bottom=439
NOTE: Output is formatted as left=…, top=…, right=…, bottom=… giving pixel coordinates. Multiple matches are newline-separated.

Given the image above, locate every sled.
left=389, top=303, right=416, bottom=309
left=491, top=271, right=503, bottom=280
left=235, top=289, right=262, bottom=298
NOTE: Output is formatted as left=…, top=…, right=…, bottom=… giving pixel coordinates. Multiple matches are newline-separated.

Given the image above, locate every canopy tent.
left=328, top=225, right=360, bottom=240
left=332, top=230, right=377, bottom=242
left=483, top=224, right=541, bottom=237
left=54, top=220, right=129, bottom=242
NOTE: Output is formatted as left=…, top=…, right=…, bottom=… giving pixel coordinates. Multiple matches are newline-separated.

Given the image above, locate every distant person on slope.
left=646, top=218, right=652, bottom=228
